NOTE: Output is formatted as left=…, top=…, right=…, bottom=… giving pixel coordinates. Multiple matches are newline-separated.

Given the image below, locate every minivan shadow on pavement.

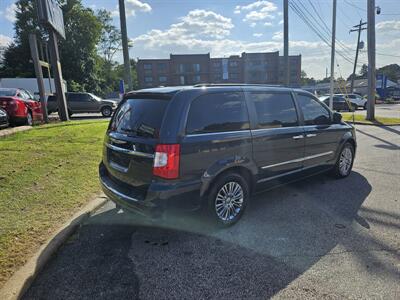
left=23, top=172, right=371, bottom=299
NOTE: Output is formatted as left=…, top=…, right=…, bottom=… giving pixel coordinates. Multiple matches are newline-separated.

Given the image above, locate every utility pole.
left=329, top=0, right=337, bottom=109
left=367, top=0, right=376, bottom=120
left=283, top=0, right=289, bottom=87
left=350, top=20, right=367, bottom=93
left=119, top=0, right=133, bottom=91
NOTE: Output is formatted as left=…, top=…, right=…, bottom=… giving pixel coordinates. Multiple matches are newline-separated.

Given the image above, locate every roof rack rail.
left=193, top=83, right=284, bottom=87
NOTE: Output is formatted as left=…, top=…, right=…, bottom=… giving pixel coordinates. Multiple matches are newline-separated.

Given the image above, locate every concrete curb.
left=0, top=126, right=32, bottom=138
left=0, top=194, right=109, bottom=300
left=349, top=121, right=400, bottom=127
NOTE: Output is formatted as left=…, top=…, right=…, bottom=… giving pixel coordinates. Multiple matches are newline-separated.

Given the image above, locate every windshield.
left=109, top=97, right=170, bottom=139
left=0, top=89, right=17, bottom=97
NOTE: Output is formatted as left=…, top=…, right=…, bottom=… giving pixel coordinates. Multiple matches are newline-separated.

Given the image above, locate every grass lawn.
left=0, top=120, right=108, bottom=287
left=341, top=113, right=400, bottom=126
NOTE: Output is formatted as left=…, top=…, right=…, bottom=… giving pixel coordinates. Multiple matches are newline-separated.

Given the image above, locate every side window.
left=296, top=94, right=331, bottom=125
left=81, top=94, right=91, bottom=101
left=248, top=92, right=298, bottom=129
left=186, top=92, right=249, bottom=134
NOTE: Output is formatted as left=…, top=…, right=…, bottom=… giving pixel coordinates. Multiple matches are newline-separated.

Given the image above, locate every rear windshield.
left=109, top=97, right=169, bottom=139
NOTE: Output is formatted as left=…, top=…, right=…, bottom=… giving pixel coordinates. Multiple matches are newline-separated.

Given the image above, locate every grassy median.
left=0, top=120, right=108, bottom=287
left=341, top=113, right=400, bottom=126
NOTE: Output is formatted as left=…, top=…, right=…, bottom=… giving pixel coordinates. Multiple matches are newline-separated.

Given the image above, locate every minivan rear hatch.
left=103, top=93, right=171, bottom=187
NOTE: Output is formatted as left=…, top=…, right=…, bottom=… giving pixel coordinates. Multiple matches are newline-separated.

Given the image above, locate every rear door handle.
left=292, top=135, right=304, bottom=140
left=306, top=133, right=317, bottom=138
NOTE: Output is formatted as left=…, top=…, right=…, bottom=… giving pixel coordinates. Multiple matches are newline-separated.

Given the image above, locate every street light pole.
left=119, top=0, right=133, bottom=91
left=367, top=0, right=376, bottom=121
left=283, top=0, right=289, bottom=87
left=329, top=0, right=337, bottom=110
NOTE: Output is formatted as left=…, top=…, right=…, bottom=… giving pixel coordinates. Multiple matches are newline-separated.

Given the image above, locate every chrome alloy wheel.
left=215, top=181, right=244, bottom=221
left=339, top=146, right=353, bottom=176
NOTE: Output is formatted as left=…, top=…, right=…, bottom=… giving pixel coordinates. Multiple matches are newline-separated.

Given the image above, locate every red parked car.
left=0, top=88, right=43, bottom=126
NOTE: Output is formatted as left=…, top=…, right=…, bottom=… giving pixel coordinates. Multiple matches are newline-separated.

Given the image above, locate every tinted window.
left=186, top=92, right=249, bottom=134
left=109, top=97, right=169, bottom=138
left=297, top=94, right=331, bottom=125
left=249, top=92, right=298, bottom=128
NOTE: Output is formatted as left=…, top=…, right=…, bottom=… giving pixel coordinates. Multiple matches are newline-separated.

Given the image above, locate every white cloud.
left=264, top=22, right=273, bottom=27
left=249, top=22, right=257, bottom=28
left=235, top=1, right=277, bottom=25
left=278, top=19, right=283, bottom=25
left=110, top=0, right=152, bottom=18
left=0, top=34, right=12, bottom=47
left=376, top=20, right=400, bottom=33
left=253, top=33, right=263, bottom=37
left=272, top=31, right=283, bottom=41
left=127, top=10, right=399, bottom=79
left=2, top=3, right=17, bottom=22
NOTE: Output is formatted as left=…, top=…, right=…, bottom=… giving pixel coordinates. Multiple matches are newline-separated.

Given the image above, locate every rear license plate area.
left=108, top=149, right=130, bottom=169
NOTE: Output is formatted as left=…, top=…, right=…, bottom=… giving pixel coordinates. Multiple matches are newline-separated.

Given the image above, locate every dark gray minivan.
left=99, top=85, right=356, bottom=226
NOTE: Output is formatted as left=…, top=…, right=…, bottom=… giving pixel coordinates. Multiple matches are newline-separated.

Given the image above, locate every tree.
left=59, top=0, right=103, bottom=93
left=97, top=9, right=122, bottom=64
left=0, top=0, right=44, bottom=77
left=359, top=64, right=368, bottom=78
left=300, top=70, right=316, bottom=86
left=377, top=64, right=400, bottom=83
left=0, top=0, right=103, bottom=94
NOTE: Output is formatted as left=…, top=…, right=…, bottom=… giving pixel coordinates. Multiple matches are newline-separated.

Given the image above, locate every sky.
left=0, top=0, right=399, bottom=80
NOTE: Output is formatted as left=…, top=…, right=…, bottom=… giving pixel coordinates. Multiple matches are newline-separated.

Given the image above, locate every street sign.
left=37, top=0, right=66, bottom=39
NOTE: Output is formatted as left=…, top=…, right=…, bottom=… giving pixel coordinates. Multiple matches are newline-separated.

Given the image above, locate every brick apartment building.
left=137, top=51, right=301, bottom=88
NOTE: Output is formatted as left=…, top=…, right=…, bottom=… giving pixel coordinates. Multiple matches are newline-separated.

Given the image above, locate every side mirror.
left=333, top=112, right=342, bottom=124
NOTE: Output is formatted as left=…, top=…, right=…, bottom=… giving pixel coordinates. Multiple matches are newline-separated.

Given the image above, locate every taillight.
left=153, top=144, right=180, bottom=179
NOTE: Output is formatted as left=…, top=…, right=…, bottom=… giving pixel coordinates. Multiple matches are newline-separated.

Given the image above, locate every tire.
left=332, top=142, right=355, bottom=178
left=68, top=109, right=73, bottom=117
left=363, top=103, right=367, bottom=110
left=101, top=106, right=112, bottom=117
left=26, top=111, right=33, bottom=126
left=207, top=172, right=249, bottom=227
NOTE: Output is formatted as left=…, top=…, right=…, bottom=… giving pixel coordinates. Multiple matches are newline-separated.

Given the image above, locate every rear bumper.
left=99, top=162, right=202, bottom=218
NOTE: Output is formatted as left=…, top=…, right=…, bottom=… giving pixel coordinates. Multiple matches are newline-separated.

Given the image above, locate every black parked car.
left=319, top=96, right=356, bottom=112
left=0, top=108, right=9, bottom=128
left=99, top=85, right=356, bottom=226
left=47, top=92, right=118, bottom=117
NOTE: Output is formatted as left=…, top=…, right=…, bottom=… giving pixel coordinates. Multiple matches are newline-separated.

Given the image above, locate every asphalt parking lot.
left=23, top=124, right=400, bottom=299
left=354, top=103, right=400, bottom=118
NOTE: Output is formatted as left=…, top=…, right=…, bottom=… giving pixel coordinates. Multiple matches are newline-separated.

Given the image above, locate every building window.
left=157, top=63, right=167, bottom=71
left=178, top=64, right=185, bottom=73
left=180, top=76, right=185, bottom=85
left=193, top=75, right=201, bottom=83
left=250, top=60, right=261, bottom=66
left=159, top=76, right=167, bottom=83
left=213, top=62, right=221, bottom=68
left=144, top=70, right=152, bottom=76
left=229, top=61, right=239, bottom=67
left=144, top=63, right=152, bottom=70
left=230, top=73, right=239, bottom=79
left=144, top=76, right=153, bottom=83
left=193, top=64, right=201, bottom=72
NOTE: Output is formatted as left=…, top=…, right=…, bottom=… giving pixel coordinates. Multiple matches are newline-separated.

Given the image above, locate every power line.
left=288, top=1, right=357, bottom=66
left=344, top=0, right=366, bottom=12
left=293, top=1, right=356, bottom=61
left=375, top=52, right=400, bottom=58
